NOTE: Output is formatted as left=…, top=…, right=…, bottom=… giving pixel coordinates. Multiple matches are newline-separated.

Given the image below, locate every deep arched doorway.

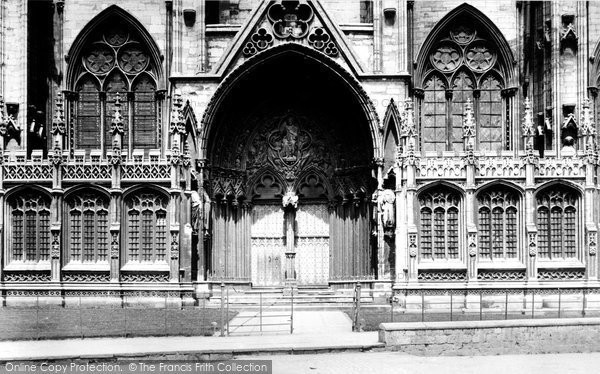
left=203, top=46, right=377, bottom=287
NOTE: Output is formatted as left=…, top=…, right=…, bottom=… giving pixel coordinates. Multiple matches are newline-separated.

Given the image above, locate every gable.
left=212, top=0, right=366, bottom=77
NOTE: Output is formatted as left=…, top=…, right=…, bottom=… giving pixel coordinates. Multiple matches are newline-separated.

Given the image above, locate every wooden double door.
left=251, top=203, right=330, bottom=287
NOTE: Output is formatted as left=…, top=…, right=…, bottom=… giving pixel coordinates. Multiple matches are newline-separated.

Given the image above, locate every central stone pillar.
left=283, top=191, right=298, bottom=294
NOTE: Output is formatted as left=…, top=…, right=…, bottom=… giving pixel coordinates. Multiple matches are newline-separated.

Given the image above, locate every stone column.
left=109, top=93, right=124, bottom=282
left=462, top=99, right=478, bottom=281
left=283, top=192, right=298, bottom=293
left=397, top=100, right=419, bottom=283
left=581, top=98, right=598, bottom=281
left=522, top=98, right=538, bottom=281
left=394, top=154, right=407, bottom=285
left=49, top=94, right=66, bottom=282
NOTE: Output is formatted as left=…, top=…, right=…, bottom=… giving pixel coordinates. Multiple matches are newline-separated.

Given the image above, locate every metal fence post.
left=582, top=289, right=587, bottom=317
left=421, top=290, right=424, bottom=322
left=504, top=291, right=508, bottom=320
left=124, top=294, right=128, bottom=338
left=479, top=291, right=482, bottom=321
left=79, top=296, right=83, bottom=339
left=226, top=286, right=230, bottom=336
left=259, top=292, right=263, bottom=333
left=36, top=296, right=40, bottom=340
left=450, top=292, right=453, bottom=322
left=558, top=288, right=562, bottom=318
left=220, top=283, right=225, bottom=337
left=164, top=294, right=168, bottom=336
left=290, top=291, right=294, bottom=334
left=390, top=293, right=394, bottom=323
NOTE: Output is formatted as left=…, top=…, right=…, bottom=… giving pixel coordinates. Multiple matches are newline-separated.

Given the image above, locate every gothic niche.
left=561, top=105, right=578, bottom=156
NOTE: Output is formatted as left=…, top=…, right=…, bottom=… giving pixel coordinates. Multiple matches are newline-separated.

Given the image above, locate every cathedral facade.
left=0, top=0, right=599, bottom=300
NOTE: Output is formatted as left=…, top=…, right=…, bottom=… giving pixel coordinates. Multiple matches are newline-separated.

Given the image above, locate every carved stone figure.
left=378, top=189, right=396, bottom=228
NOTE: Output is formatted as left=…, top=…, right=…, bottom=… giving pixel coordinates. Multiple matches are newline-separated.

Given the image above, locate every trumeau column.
left=462, top=100, right=478, bottom=281
left=522, top=98, right=538, bottom=281
left=282, top=192, right=298, bottom=293
left=580, top=98, right=598, bottom=281
left=374, top=156, right=385, bottom=280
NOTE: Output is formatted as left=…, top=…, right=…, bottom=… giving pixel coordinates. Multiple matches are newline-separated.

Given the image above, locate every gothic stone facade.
left=0, top=0, right=599, bottom=300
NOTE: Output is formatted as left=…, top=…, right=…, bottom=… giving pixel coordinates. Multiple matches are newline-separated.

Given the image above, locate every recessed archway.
left=203, top=45, right=377, bottom=286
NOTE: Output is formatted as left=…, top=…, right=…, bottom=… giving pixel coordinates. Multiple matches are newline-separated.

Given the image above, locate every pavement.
left=2, top=310, right=600, bottom=374
left=0, top=311, right=382, bottom=361
left=251, top=352, right=600, bottom=374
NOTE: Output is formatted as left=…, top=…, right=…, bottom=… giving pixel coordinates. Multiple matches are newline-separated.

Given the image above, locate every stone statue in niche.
left=191, top=185, right=212, bottom=236
left=378, top=189, right=396, bottom=229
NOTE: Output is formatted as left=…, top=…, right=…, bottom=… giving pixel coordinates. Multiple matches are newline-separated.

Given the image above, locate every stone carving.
left=538, top=269, right=585, bottom=280
left=468, top=231, right=477, bottom=257
left=477, top=270, right=526, bottom=281
left=63, top=272, right=110, bottom=282
left=110, top=93, right=125, bottom=135
left=465, top=42, right=495, bottom=72
left=170, top=232, right=179, bottom=260
left=378, top=189, right=395, bottom=229
left=589, top=231, right=597, bottom=256
left=110, top=231, right=119, bottom=259
left=431, top=43, right=462, bottom=72
left=282, top=191, right=299, bottom=209
left=450, top=25, right=475, bottom=44
left=0, top=96, right=21, bottom=145
left=267, top=0, right=314, bottom=39
left=117, top=44, right=149, bottom=74
left=418, top=271, right=467, bottom=281
left=528, top=232, right=537, bottom=257
left=3, top=272, right=52, bottom=282
left=408, top=233, right=417, bottom=257
left=51, top=93, right=66, bottom=136
left=243, top=28, right=274, bottom=57
left=84, top=45, right=115, bottom=74
left=121, top=273, right=170, bottom=282
left=308, top=27, right=338, bottom=57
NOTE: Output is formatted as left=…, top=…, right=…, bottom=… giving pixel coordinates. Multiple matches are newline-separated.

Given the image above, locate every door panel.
left=251, top=205, right=284, bottom=287
left=296, top=204, right=330, bottom=285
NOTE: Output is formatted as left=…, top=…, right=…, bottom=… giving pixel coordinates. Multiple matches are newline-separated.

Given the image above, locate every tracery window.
left=536, top=187, right=579, bottom=259
left=124, top=192, right=168, bottom=264
left=477, top=188, right=519, bottom=260
left=419, top=189, right=461, bottom=260
left=420, top=23, right=507, bottom=153
left=8, top=192, right=51, bottom=263
left=72, top=20, right=159, bottom=153
left=65, top=193, right=110, bottom=264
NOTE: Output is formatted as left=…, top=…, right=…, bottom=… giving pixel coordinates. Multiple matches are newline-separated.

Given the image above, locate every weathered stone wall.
left=379, top=318, right=600, bottom=356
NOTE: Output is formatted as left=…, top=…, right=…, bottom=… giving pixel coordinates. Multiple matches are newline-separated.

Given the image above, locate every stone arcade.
left=1, top=0, right=600, bottom=303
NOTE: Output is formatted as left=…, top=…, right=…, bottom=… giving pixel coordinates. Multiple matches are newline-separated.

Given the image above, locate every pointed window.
left=8, top=192, right=51, bottom=263
left=66, top=192, right=110, bottom=264
left=477, top=188, right=520, bottom=260
left=419, top=189, right=461, bottom=260
left=125, top=192, right=168, bottom=264
left=418, top=20, right=509, bottom=152
left=70, top=17, right=161, bottom=153
left=536, top=187, right=579, bottom=259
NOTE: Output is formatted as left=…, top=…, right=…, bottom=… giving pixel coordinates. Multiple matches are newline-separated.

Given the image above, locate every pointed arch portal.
left=202, top=46, right=377, bottom=286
